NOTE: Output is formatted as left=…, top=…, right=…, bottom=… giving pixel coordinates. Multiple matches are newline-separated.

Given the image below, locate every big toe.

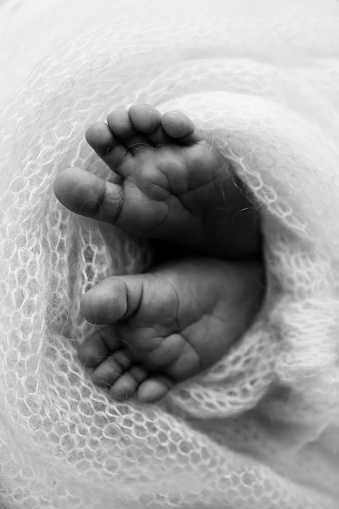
left=53, top=167, right=106, bottom=216
left=80, top=277, right=131, bottom=325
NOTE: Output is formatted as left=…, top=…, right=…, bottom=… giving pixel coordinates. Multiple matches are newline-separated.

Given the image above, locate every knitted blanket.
left=0, top=0, right=338, bottom=507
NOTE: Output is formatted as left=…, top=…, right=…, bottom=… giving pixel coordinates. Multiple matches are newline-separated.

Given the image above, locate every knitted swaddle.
left=0, top=0, right=339, bottom=507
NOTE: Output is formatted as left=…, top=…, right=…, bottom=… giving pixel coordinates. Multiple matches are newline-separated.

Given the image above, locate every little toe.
left=161, top=111, right=201, bottom=144
left=137, top=375, right=174, bottom=403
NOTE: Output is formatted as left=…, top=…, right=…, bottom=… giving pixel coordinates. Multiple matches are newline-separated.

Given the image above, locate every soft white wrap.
left=0, top=0, right=339, bottom=507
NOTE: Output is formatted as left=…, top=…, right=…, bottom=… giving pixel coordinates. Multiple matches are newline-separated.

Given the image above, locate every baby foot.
left=77, top=258, right=263, bottom=403
left=54, top=104, right=260, bottom=259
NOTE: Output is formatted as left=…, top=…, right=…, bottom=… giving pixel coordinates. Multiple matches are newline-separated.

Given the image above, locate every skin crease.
left=54, top=103, right=264, bottom=403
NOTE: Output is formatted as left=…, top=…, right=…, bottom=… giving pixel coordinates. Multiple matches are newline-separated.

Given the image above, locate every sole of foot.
left=54, top=104, right=260, bottom=259
left=77, top=257, right=263, bottom=403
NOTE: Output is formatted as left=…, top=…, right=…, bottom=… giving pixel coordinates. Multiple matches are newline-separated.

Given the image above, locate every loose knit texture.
left=0, top=0, right=339, bottom=507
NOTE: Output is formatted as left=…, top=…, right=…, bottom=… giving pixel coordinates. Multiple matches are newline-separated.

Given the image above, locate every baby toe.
left=137, top=375, right=174, bottom=403
left=107, top=106, right=153, bottom=153
left=86, top=122, right=129, bottom=170
left=141, top=333, right=186, bottom=370
left=128, top=104, right=162, bottom=134
left=109, top=365, right=148, bottom=400
left=128, top=104, right=170, bottom=147
left=77, top=336, right=108, bottom=369
left=78, top=325, right=120, bottom=368
left=92, top=348, right=134, bottom=388
left=107, top=106, right=137, bottom=139
left=91, top=355, right=123, bottom=387
left=85, top=122, right=115, bottom=156
left=161, top=111, right=199, bottom=144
